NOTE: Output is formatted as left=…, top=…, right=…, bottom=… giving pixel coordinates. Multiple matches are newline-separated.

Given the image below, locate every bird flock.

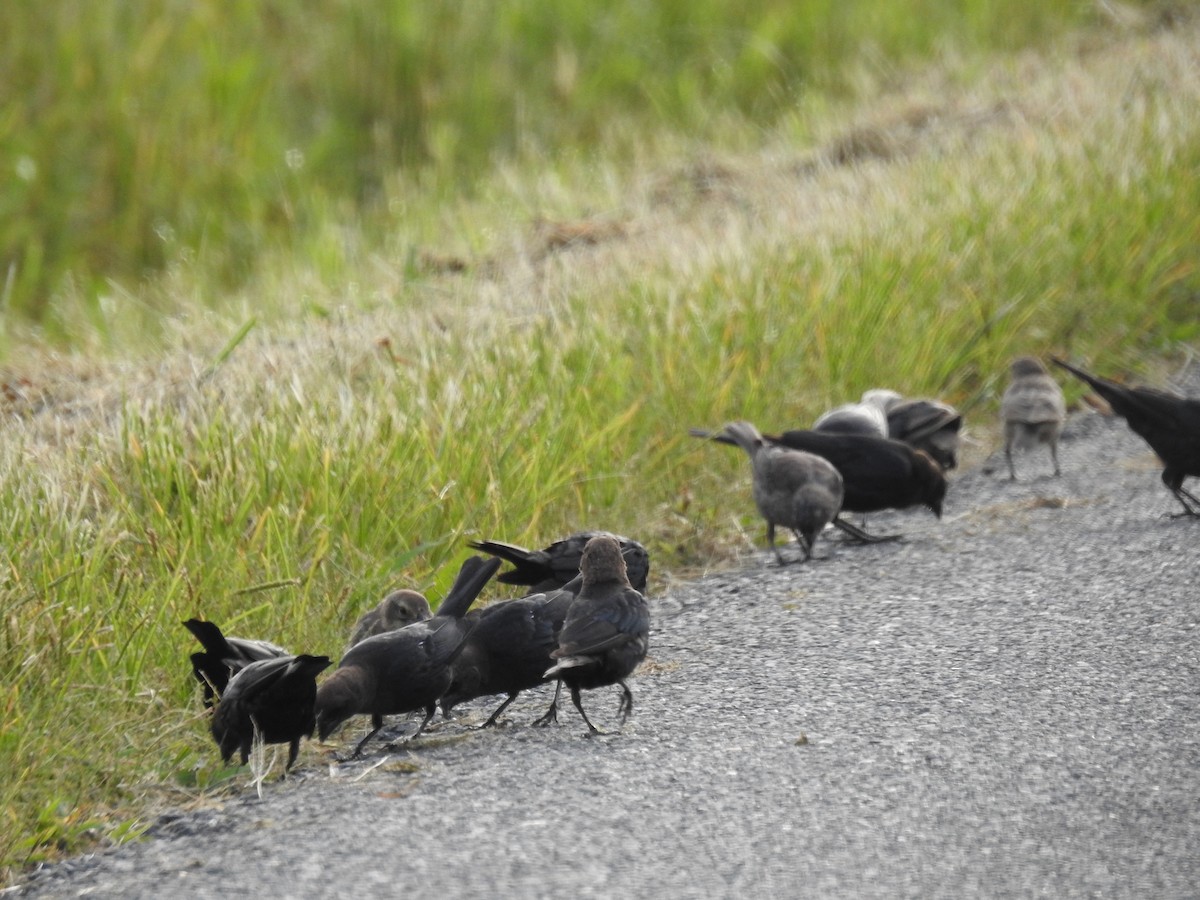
left=184, top=358, right=1199, bottom=776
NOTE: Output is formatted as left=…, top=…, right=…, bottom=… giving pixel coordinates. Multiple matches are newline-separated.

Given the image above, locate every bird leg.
left=476, top=692, right=520, bottom=729
left=347, top=715, right=385, bottom=760
left=1168, top=486, right=1200, bottom=517
left=384, top=705, right=438, bottom=748
left=766, top=523, right=787, bottom=566
left=533, top=679, right=562, bottom=727
left=570, top=684, right=604, bottom=736
left=832, top=516, right=901, bottom=543
left=284, top=738, right=300, bottom=775
left=789, top=530, right=813, bottom=562
left=616, top=681, right=634, bottom=723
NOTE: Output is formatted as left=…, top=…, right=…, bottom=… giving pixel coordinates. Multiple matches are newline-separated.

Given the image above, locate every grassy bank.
left=1, top=0, right=1135, bottom=338
left=2, top=9, right=1199, bottom=883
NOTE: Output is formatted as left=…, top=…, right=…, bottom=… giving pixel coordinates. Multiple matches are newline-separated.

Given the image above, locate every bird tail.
left=688, top=426, right=739, bottom=448
left=1050, top=357, right=1120, bottom=398
left=182, top=618, right=234, bottom=658
left=544, top=655, right=591, bottom=679
left=436, top=556, right=502, bottom=619
left=467, top=539, right=554, bottom=586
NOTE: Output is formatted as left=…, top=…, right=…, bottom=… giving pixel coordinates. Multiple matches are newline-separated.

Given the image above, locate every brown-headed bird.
left=314, top=556, right=500, bottom=758
left=1052, top=357, right=1200, bottom=516
left=541, top=535, right=650, bottom=735
left=439, top=578, right=579, bottom=727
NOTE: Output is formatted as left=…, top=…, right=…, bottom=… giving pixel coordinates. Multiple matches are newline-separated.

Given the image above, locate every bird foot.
left=532, top=707, right=559, bottom=727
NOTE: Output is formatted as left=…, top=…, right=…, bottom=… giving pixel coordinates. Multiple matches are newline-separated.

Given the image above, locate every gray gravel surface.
left=15, top=407, right=1200, bottom=899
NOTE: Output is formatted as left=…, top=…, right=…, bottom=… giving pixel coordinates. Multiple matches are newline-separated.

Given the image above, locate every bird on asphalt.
left=469, top=531, right=650, bottom=592
left=439, top=577, right=580, bottom=727
left=346, top=589, right=432, bottom=650
left=183, top=618, right=290, bottom=708
left=716, top=420, right=845, bottom=563
left=540, top=535, right=651, bottom=735
left=210, top=653, right=331, bottom=773
left=690, top=426, right=945, bottom=542
left=813, top=391, right=895, bottom=438
left=1000, top=356, right=1066, bottom=480
left=882, top=396, right=963, bottom=471
left=1052, top=357, right=1200, bottom=516
left=314, top=556, right=500, bottom=758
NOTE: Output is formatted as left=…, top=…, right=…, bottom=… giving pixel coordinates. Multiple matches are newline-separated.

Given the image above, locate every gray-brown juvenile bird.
left=347, top=589, right=432, bottom=650
left=314, top=556, right=500, bottom=758
left=1001, top=357, right=1066, bottom=480
left=541, top=535, right=650, bottom=735
left=690, top=426, right=943, bottom=542
left=183, top=618, right=290, bottom=708
left=469, top=531, right=650, bottom=593
left=1052, top=357, right=1200, bottom=516
left=718, top=420, right=845, bottom=563
left=211, top=653, right=331, bottom=773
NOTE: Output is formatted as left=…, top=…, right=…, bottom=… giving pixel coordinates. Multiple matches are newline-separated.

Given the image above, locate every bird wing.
left=554, top=589, right=649, bottom=657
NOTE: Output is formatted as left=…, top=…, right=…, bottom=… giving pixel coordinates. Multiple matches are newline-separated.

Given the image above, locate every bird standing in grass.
left=211, top=653, right=331, bottom=773
left=1000, top=356, right=1066, bottom=480
left=716, top=420, right=844, bottom=563
left=542, top=535, right=650, bottom=735
left=1052, top=357, right=1200, bottom=516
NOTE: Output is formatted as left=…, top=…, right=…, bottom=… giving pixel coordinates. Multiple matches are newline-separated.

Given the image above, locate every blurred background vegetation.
left=1, top=0, right=1133, bottom=343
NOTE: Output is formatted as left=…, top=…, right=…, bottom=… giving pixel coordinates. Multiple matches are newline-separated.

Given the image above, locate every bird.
left=468, top=531, right=650, bottom=592
left=813, top=391, right=895, bottom=438
left=1052, top=357, right=1200, bottom=516
left=715, top=420, right=844, bottom=563
left=210, top=653, right=331, bottom=773
left=182, top=618, right=290, bottom=708
left=691, top=426, right=945, bottom=542
left=882, top=397, right=963, bottom=471
left=1000, top=356, right=1066, bottom=480
left=541, top=535, right=651, bottom=735
left=439, top=578, right=579, bottom=727
left=314, top=556, right=501, bottom=758
left=347, top=589, right=432, bottom=649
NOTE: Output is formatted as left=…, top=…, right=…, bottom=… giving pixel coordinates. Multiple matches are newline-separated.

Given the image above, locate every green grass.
left=2, top=5, right=1200, bottom=886
left=0, top=0, right=1140, bottom=335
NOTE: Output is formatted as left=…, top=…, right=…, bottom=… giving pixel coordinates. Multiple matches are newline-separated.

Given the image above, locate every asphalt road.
left=16, top=407, right=1200, bottom=899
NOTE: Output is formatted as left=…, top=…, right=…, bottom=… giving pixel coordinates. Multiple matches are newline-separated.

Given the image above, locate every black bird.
left=347, top=589, right=432, bottom=649
left=717, top=420, right=844, bottom=563
left=439, top=579, right=579, bottom=727
left=1052, top=357, right=1200, bottom=516
left=691, top=426, right=946, bottom=541
left=314, top=556, right=501, bottom=757
left=883, top=397, right=963, bottom=471
left=210, top=653, right=331, bottom=773
left=541, top=535, right=650, bottom=735
left=469, top=531, right=650, bottom=592
left=183, top=618, right=289, bottom=708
